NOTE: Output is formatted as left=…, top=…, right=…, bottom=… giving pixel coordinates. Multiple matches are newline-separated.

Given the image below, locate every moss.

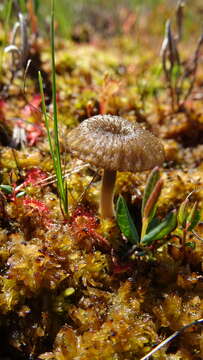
left=0, top=148, right=42, bottom=169
left=0, top=3, right=203, bottom=359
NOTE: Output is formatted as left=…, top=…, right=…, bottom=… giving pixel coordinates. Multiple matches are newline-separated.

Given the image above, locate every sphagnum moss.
left=0, top=2, right=202, bottom=360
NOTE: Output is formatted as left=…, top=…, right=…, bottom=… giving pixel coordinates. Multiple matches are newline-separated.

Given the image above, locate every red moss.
left=24, top=168, right=48, bottom=186
left=23, top=197, right=52, bottom=227
left=70, top=206, right=110, bottom=249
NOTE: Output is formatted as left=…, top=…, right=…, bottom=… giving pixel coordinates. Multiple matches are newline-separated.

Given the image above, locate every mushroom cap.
left=67, top=115, right=165, bottom=172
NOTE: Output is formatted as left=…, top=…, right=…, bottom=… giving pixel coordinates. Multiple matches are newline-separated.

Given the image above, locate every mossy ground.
left=0, top=2, right=202, bottom=359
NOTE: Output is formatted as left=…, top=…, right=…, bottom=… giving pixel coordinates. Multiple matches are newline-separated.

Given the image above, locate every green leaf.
left=177, top=198, right=189, bottom=227
left=141, top=167, right=160, bottom=217
left=16, top=191, right=26, bottom=198
left=185, top=242, right=196, bottom=249
left=116, top=196, right=139, bottom=244
left=0, top=185, right=13, bottom=194
left=141, top=210, right=177, bottom=245
left=146, top=217, right=161, bottom=232
left=186, top=202, right=200, bottom=231
left=141, top=172, right=163, bottom=240
left=142, top=178, right=163, bottom=220
left=187, top=210, right=201, bottom=231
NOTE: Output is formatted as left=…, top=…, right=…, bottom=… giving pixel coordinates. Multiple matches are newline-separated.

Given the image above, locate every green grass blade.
left=39, top=69, right=68, bottom=215
left=4, top=0, right=13, bottom=35
left=50, top=0, right=68, bottom=214
left=51, top=0, right=62, bottom=178
left=33, top=0, right=40, bottom=15
left=38, top=71, right=55, bottom=158
left=19, top=0, right=27, bottom=13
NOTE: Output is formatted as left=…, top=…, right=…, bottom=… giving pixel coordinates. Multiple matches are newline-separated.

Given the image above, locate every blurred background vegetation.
left=0, top=0, right=202, bottom=40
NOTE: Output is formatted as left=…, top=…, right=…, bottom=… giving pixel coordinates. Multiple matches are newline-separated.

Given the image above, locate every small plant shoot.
left=116, top=167, right=201, bottom=253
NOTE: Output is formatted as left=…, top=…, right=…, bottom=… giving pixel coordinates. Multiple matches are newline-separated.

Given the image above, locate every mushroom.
left=67, top=115, right=165, bottom=218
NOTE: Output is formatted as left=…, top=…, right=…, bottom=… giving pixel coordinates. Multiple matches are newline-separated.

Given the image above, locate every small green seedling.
left=0, top=184, right=26, bottom=198
left=141, top=166, right=163, bottom=239
left=174, top=197, right=200, bottom=248
left=116, top=167, right=201, bottom=254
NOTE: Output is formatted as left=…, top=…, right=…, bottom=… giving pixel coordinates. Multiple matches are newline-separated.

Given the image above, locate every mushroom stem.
left=100, top=169, right=117, bottom=218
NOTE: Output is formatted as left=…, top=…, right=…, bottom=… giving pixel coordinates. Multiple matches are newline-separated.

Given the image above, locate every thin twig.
left=4, top=12, right=29, bottom=85
left=140, top=318, right=203, bottom=360
left=75, top=170, right=99, bottom=206
left=192, top=230, right=203, bottom=242
left=14, top=164, right=89, bottom=192
left=36, top=164, right=89, bottom=187
left=181, top=33, right=203, bottom=105
left=19, top=13, right=29, bottom=67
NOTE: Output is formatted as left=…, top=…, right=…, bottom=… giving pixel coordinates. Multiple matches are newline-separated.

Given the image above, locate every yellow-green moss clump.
left=0, top=2, right=203, bottom=359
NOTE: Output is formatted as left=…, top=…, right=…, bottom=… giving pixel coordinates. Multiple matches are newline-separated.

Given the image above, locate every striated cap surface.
left=67, top=115, right=165, bottom=172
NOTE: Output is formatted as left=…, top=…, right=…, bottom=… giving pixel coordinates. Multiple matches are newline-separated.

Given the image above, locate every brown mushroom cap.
left=67, top=115, right=164, bottom=172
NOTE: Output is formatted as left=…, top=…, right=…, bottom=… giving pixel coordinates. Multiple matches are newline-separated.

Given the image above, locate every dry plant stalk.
left=161, top=20, right=180, bottom=111
left=160, top=1, right=203, bottom=111
left=4, top=12, right=29, bottom=85
left=176, top=0, right=185, bottom=42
